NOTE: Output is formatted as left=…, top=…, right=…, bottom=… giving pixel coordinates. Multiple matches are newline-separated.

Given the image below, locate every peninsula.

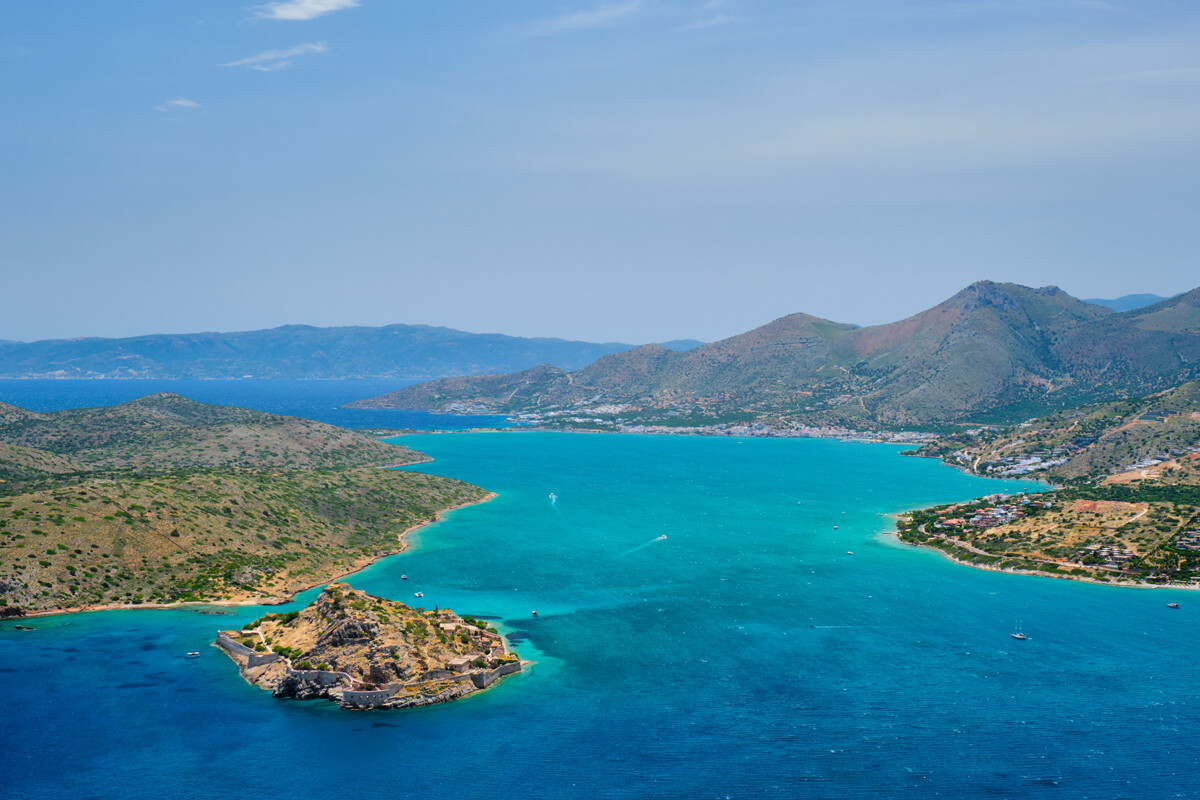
left=0, top=394, right=490, bottom=616
left=895, top=380, right=1200, bottom=587
left=215, top=583, right=522, bottom=710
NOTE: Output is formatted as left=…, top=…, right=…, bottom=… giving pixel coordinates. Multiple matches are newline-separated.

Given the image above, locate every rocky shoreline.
left=215, top=583, right=523, bottom=710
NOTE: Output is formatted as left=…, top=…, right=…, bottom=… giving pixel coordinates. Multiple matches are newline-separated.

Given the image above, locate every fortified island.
left=215, top=583, right=522, bottom=710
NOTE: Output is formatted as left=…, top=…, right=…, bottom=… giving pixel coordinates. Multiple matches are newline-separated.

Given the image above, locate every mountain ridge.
left=0, top=323, right=703, bottom=381
left=349, top=281, right=1200, bottom=428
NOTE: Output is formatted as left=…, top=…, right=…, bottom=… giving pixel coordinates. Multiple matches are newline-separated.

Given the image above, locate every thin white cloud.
left=222, top=41, right=328, bottom=71
left=252, top=0, right=359, bottom=21
left=498, top=30, right=1200, bottom=193
left=526, top=1, right=645, bottom=36
left=155, top=98, right=201, bottom=113
left=681, top=13, right=734, bottom=30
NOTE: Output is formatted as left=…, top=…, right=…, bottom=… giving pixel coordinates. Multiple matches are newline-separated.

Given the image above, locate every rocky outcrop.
left=215, top=583, right=522, bottom=710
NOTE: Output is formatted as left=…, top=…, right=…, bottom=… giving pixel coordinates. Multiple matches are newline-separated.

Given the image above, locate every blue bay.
left=1, top=384, right=1198, bottom=798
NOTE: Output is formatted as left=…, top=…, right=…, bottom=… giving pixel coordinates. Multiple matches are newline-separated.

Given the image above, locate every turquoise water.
left=4, top=431, right=1200, bottom=799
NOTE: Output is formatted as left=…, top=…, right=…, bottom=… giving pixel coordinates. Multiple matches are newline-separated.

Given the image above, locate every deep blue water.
left=0, top=378, right=507, bottom=430
left=3, top=384, right=1200, bottom=798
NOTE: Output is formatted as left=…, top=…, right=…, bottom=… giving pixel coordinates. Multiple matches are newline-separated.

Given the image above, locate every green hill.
left=0, top=395, right=488, bottom=614
left=912, top=380, right=1200, bottom=483
left=0, top=392, right=423, bottom=472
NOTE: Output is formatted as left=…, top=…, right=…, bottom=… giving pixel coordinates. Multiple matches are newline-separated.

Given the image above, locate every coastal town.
left=508, top=404, right=940, bottom=444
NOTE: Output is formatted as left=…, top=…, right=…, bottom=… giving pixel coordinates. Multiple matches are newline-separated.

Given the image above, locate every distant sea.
left=0, top=378, right=508, bottom=430
left=4, top=383, right=1200, bottom=798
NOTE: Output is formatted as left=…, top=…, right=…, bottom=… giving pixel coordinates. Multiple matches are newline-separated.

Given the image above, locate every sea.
left=3, top=381, right=1200, bottom=799
left=0, top=378, right=508, bottom=430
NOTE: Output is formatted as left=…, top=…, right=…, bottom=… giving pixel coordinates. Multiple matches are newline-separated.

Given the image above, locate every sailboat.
left=1011, top=621, right=1028, bottom=641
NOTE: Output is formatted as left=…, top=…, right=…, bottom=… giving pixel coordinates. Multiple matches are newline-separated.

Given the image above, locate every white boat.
left=1012, top=621, right=1028, bottom=640
left=414, top=592, right=424, bottom=598
left=185, top=651, right=200, bottom=658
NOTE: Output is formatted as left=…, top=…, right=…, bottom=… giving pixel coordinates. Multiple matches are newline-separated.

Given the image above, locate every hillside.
left=910, top=380, right=1200, bottom=484
left=0, top=468, right=486, bottom=611
left=0, top=323, right=646, bottom=380
left=0, top=396, right=490, bottom=614
left=896, top=381, right=1200, bottom=587
left=0, top=393, right=424, bottom=473
left=350, top=281, right=1200, bottom=428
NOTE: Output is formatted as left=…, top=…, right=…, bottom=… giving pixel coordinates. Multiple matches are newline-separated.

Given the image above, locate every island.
left=215, top=583, right=523, bottom=709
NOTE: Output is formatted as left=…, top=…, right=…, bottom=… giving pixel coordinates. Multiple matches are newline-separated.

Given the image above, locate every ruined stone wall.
left=247, top=652, right=283, bottom=668
left=470, top=661, right=522, bottom=689
left=288, top=669, right=346, bottom=687
left=342, top=687, right=398, bottom=708
left=215, top=632, right=254, bottom=657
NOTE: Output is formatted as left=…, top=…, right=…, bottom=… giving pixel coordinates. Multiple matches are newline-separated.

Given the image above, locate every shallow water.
left=7, top=430, right=1198, bottom=798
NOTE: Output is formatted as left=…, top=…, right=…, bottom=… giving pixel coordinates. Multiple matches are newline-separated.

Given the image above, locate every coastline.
left=6, top=490, right=498, bottom=621
left=885, top=528, right=1200, bottom=592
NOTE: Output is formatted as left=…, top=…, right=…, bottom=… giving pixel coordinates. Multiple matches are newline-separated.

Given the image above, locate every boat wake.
left=617, top=534, right=668, bottom=558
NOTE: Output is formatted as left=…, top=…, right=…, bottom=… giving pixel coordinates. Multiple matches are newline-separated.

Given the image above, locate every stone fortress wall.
left=471, top=661, right=522, bottom=689
left=213, top=605, right=525, bottom=711
left=215, top=629, right=399, bottom=708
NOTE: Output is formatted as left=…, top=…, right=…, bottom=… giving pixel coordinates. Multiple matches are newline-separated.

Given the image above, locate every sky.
left=2, top=0, right=1200, bottom=345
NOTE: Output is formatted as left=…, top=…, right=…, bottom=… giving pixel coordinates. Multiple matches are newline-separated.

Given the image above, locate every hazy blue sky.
left=3, top=0, right=1199, bottom=344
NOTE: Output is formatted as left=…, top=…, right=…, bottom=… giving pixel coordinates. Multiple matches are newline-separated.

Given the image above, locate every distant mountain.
left=350, top=282, right=1200, bottom=427
left=657, top=339, right=706, bottom=352
left=0, top=324, right=645, bottom=380
left=1084, top=294, right=1169, bottom=312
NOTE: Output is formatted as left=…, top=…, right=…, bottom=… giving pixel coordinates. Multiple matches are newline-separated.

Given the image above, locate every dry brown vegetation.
left=0, top=394, right=489, bottom=613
